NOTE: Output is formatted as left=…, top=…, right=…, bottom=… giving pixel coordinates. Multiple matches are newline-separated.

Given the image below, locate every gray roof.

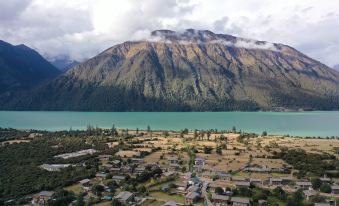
left=186, top=191, right=200, bottom=199
left=303, top=190, right=316, bottom=196
left=163, top=201, right=178, bottom=206
left=331, top=185, right=339, bottom=190
left=115, top=191, right=133, bottom=202
left=314, top=203, right=331, bottom=206
left=113, top=175, right=126, bottom=180
left=270, top=178, right=282, bottom=181
left=296, top=181, right=312, bottom=186
left=212, top=194, right=230, bottom=201
left=79, top=179, right=90, bottom=184
left=167, top=156, right=178, bottom=161
left=38, top=191, right=55, bottom=197
left=231, top=197, right=250, bottom=204
left=235, top=181, right=250, bottom=186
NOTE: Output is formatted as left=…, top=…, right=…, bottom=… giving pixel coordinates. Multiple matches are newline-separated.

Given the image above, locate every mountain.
left=334, top=64, right=339, bottom=71
left=0, top=40, right=60, bottom=94
left=1, top=29, right=339, bottom=111
left=49, top=56, right=80, bottom=72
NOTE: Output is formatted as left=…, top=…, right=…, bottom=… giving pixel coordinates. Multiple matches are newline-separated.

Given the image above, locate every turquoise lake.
left=0, top=111, right=338, bottom=137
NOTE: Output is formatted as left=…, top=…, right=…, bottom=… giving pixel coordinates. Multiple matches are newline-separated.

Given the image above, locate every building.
left=212, top=194, right=230, bottom=206
left=95, top=173, right=107, bottom=179
left=79, top=179, right=91, bottom=187
left=163, top=201, right=179, bottom=206
left=115, top=191, right=134, bottom=204
left=194, top=157, right=205, bottom=166
left=218, top=172, right=232, bottom=181
left=303, top=190, right=316, bottom=200
left=113, top=175, right=126, bottom=183
left=269, top=178, right=283, bottom=186
left=187, top=185, right=201, bottom=193
left=331, top=185, right=339, bottom=194
left=167, top=156, right=179, bottom=164
left=258, top=200, right=268, bottom=206
left=314, top=203, right=332, bottom=206
left=185, top=192, right=200, bottom=205
left=250, top=178, right=263, bottom=186
left=296, top=181, right=312, bottom=190
left=39, top=164, right=71, bottom=172
left=110, top=167, right=122, bottom=174
left=231, top=197, right=250, bottom=206
left=130, top=158, right=144, bottom=164
left=234, top=181, right=250, bottom=188
left=33, top=191, right=55, bottom=205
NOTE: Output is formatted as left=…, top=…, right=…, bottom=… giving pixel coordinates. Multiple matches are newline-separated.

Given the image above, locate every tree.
left=273, top=187, right=286, bottom=200
left=311, top=178, right=322, bottom=190
left=262, top=131, right=268, bottom=136
left=232, top=126, right=236, bottom=133
left=215, top=187, right=224, bottom=195
left=320, top=183, right=332, bottom=193
left=76, top=194, right=85, bottom=206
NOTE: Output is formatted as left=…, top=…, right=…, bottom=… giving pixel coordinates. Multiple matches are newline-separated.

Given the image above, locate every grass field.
left=64, top=183, right=83, bottom=195
left=150, top=191, right=185, bottom=203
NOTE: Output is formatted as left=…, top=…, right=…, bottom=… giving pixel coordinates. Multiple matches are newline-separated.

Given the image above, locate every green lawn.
left=267, top=196, right=287, bottom=206
left=150, top=191, right=185, bottom=203
left=64, top=183, right=83, bottom=195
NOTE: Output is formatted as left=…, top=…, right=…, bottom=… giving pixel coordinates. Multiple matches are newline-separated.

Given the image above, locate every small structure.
left=314, top=203, right=331, bottom=206
left=212, top=194, right=230, bottom=205
left=163, top=200, right=179, bottom=206
left=194, top=157, right=205, bottom=166
left=187, top=185, right=200, bottom=193
left=218, top=172, right=232, bottom=181
left=303, top=190, right=316, bottom=200
left=95, top=173, right=107, bottom=179
left=185, top=192, right=200, bottom=205
left=269, top=178, right=283, bottom=186
left=110, top=167, right=122, bottom=174
left=258, top=200, right=268, bottom=206
left=167, top=156, right=179, bottom=164
left=234, top=181, right=250, bottom=188
left=296, top=181, right=312, bottom=190
left=130, top=158, right=144, bottom=164
left=33, top=191, right=55, bottom=205
left=79, top=179, right=91, bottom=187
left=231, top=197, right=250, bottom=206
left=115, top=191, right=134, bottom=204
left=250, top=178, right=263, bottom=186
left=98, top=154, right=113, bottom=161
left=113, top=175, right=126, bottom=183
left=331, top=185, right=339, bottom=194
left=39, top=164, right=71, bottom=172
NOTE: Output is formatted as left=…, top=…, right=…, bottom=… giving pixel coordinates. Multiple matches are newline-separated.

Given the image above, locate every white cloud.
left=0, top=0, right=338, bottom=67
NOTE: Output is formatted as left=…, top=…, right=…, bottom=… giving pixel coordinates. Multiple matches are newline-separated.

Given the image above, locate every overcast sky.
left=0, top=0, right=338, bottom=67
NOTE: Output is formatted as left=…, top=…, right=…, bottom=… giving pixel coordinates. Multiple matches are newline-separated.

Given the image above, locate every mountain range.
left=0, top=29, right=339, bottom=111
left=0, top=40, right=60, bottom=94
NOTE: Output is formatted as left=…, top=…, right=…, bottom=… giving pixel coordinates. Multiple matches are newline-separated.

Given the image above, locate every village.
left=1, top=127, right=339, bottom=206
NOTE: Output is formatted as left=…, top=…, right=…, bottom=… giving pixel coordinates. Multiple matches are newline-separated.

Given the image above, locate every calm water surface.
left=0, top=111, right=338, bottom=137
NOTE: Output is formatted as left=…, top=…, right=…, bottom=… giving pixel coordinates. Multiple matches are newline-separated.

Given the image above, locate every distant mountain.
left=1, top=29, right=339, bottom=111
left=49, top=56, right=80, bottom=72
left=0, top=40, right=60, bottom=94
left=334, top=64, right=339, bottom=71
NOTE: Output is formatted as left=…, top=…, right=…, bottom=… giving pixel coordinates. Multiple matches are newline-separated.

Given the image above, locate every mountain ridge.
left=0, top=40, right=60, bottom=94
left=1, top=29, right=339, bottom=111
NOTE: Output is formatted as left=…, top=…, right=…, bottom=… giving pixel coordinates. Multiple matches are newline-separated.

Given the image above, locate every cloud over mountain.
left=0, top=0, right=339, bottom=67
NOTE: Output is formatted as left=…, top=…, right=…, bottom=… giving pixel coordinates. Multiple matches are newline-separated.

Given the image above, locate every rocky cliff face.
left=1, top=29, right=339, bottom=111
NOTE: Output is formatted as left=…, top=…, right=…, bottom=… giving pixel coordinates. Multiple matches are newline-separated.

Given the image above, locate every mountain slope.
left=0, top=40, right=60, bottom=94
left=1, top=30, right=339, bottom=111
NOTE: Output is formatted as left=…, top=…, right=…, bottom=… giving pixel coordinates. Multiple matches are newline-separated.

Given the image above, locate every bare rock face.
left=1, top=30, right=339, bottom=111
